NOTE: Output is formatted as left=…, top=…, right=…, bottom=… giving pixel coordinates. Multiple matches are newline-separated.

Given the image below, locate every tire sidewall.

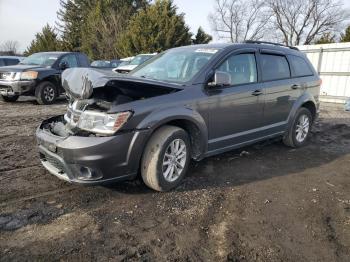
left=155, top=129, right=191, bottom=191
left=291, top=108, right=312, bottom=147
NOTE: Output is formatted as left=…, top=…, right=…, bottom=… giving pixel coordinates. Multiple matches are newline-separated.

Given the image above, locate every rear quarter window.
left=261, top=54, right=290, bottom=81
left=288, top=55, right=314, bottom=77
left=0, top=59, right=5, bottom=67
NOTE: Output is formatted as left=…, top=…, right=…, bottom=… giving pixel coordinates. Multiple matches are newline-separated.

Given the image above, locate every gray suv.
left=36, top=41, right=320, bottom=191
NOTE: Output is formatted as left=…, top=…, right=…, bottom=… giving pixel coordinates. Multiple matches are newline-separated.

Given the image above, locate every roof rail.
left=244, top=40, right=299, bottom=51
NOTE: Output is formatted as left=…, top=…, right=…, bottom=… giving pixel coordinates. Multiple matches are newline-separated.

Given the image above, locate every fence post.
left=317, top=47, right=324, bottom=75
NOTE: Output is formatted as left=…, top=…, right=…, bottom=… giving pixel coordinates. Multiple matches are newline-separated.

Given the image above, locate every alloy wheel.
left=295, top=114, right=310, bottom=143
left=43, top=86, right=55, bottom=102
left=162, top=139, right=187, bottom=182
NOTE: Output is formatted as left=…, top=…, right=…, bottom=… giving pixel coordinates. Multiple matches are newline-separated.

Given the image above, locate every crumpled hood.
left=62, top=68, right=182, bottom=100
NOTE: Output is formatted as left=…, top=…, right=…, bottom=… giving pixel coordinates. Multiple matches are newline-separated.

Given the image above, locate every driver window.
left=60, top=54, right=78, bottom=68
left=218, top=53, right=257, bottom=85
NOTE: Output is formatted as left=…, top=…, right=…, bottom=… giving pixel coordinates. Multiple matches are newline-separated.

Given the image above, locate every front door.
left=207, top=52, right=265, bottom=152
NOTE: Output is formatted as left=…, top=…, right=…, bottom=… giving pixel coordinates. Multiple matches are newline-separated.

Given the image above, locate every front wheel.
left=283, top=107, right=312, bottom=148
left=35, top=82, right=58, bottom=105
left=141, top=126, right=191, bottom=191
left=1, top=95, right=19, bottom=102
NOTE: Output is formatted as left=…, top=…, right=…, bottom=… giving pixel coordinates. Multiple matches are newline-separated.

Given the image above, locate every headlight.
left=78, top=110, right=132, bottom=135
left=20, top=71, right=38, bottom=80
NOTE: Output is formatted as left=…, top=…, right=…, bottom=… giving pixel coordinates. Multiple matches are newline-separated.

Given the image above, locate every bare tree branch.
left=0, top=40, right=19, bottom=55
left=268, top=0, right=349, bottom=45
left=209, top=0, right=271, bottom=42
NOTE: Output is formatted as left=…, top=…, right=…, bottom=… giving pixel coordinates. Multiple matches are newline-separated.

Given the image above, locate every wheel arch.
left=286, top=92, right=318, bottom=133
left=137, top=108, right=208, bottom=160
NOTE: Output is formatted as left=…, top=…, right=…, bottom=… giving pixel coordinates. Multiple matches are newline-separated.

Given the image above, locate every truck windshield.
left=20, top=53, right=61, bottom=67
left=130, top=48, right=219, bottom=83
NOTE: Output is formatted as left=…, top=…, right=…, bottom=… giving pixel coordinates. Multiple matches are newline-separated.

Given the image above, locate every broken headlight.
left=77, top=110, right=132, bottom=135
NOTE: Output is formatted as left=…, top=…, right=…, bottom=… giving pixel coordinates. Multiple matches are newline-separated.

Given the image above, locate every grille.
left=41, top=152, right=65, bottom=172
left=0, top=85, right=11, bottom=91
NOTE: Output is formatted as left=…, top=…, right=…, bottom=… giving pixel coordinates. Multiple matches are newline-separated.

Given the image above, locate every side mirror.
left=208, top=71, right=231, bottom=87
left=59, top=61, right=69, bottom=70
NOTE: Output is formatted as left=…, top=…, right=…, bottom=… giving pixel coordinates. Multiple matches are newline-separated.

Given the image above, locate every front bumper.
left=0, top=80, right=35, bottom=96
left=36, top=115, right=149, bottom=185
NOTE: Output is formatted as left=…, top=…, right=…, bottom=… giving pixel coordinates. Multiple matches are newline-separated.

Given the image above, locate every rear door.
left=258, top=51, right=301, bottom=132
left=207, top=50, right=265, bottom=151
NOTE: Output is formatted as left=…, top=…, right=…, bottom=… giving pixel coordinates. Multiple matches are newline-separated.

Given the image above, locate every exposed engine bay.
left=44, top=68, right=181, bottom=137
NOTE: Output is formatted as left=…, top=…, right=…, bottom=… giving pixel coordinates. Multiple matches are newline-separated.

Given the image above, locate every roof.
left=173, top=42, right=301, bottom=55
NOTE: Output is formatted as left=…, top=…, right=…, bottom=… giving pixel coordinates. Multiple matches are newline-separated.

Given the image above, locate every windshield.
left=20, top=53, right=61, bottom=66
left=129, top=55, right=154, bottom=66
left=130, top=48, right=219, bottom=83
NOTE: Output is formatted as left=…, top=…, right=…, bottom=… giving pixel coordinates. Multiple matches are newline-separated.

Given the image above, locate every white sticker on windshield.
left=49, top=57, right=58, bottom=60
left=195, top=48, right=218, bottom=54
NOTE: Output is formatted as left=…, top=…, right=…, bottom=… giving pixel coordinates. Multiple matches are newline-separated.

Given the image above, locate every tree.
left=314, top=32, right=336, bottom=44
left=340, top=25, right=350, bottom=42
left=56, top=0, right=148, bottom=57
left=24, top=24, right=61, bottom=55
left=117, top=0, right=193, bottom=57
left=209, top=0, right=271, bottom=42
left=56, top=0, right=94, bottom=51
left=192, top=27, right=212, bottom=44
left=268, top=0, right=349, bottom=46
left=0, top=40, right=19, bottom=55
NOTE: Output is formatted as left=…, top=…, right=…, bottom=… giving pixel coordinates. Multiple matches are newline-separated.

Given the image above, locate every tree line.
left=24, top=0, right=212, bottom=59
left=2, top=0, right=350, bottom=58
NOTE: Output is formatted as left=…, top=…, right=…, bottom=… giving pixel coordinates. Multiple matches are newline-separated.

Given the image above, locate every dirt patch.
left=0, top=98, right=350, bottom=261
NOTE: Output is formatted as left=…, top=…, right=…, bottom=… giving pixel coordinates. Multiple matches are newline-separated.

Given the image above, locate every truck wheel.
left=141, top=126, right=191, bottom=191
left=35, top=82, right=58, bottom=105
left=283, top=107, right=312, bottom=148
left=1, top=95, right=19, bottom=102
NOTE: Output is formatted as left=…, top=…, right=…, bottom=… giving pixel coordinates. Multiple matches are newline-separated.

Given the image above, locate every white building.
left=297, top=43, right=350, bottom=103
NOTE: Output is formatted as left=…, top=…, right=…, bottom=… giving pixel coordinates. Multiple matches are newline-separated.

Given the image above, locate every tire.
left=35, top=82, right=58, bottom=105
left=141, top=126, right=191, bottom=191
left=1, top=95, right=19, bottom=102
left=283, top=107, right=313, bottom=148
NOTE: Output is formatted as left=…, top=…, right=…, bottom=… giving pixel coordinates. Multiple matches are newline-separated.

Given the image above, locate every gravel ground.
left=0, top=97, right=349, bottom=261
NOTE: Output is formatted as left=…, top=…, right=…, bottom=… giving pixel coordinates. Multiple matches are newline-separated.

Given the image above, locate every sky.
left=0, top=0, right=215, bottom=52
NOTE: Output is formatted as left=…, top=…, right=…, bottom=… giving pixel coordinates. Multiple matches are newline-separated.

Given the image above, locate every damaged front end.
left=36, top=68, right=181, bottom=184
left=53, top=68, right=181, bottom=137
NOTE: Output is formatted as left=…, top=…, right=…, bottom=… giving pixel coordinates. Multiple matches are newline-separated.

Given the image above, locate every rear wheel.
left=141, top=126, right=191, bottom=191
left=35, top=82, right=58, bottom=105
left=283, top=107, right=312, bottom=148
left=1, top=95, right=19, bottom=102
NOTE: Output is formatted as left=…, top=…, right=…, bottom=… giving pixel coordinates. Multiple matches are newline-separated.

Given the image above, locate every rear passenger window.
left=261, top=54, right=290, bottom=81
left=218, top=53, right=257, bottom=85
left=289, top=55, right=314, bottom=77
left=0, top=59, right=5, bottom=67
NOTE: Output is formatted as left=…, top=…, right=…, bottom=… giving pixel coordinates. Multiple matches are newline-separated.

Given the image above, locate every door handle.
left=251, top=90, right=263, bottom=96
left=291, top=84, right=302, bottom=90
